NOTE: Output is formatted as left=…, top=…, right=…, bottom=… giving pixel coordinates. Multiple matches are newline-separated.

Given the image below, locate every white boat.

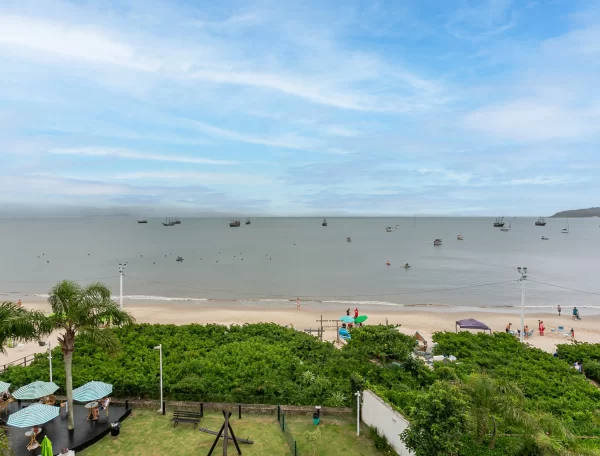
left=434, top=238, right=442, bottom=246
left=386, top=227, right=393, bottom=232
left=561, top=219, right=569, bottom=234
left=395, top=225, right=399, bottom=229
left=500, top=223, right=511, bottom=232
left=457, top=234, right=464, bottom=240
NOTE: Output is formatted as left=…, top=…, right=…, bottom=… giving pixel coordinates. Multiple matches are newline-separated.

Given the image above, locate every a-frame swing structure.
left=206, top=411, right=243, bottom=455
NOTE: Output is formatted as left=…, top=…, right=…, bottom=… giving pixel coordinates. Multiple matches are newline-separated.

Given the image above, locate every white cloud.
left=113, top=171, right=272, bottom=186
left=463, top=100, right=600, bottom=141
left=507, top=176, right=587, bottom=186
left=191, top=120, right=316, bottom=150
left=0, top=14, right=442, bottom=113
left=0, top=15, right=160, bottom=71
left=324, top=126, right=360, bottom=137
left=49, top=147, right=239, bottom=165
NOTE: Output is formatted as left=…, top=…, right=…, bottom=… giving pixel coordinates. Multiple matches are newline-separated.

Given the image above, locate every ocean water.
left=1, top=217, right=599, bottom=310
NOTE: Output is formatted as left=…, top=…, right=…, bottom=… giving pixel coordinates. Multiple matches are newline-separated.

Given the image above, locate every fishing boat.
left=245, top=219, right=251, bottom=225
left=561, top=219, right=569, bottom=233
left=162, top=217, right=175, bottom=226
left=541, top=236, right=549, bottom=240
left=493, top=217, right=505, bottom=227
left=174, top=218, right=181, bottom=225
left=434, top=238, right=443, bottom=246
left=137, top=218, right=148, bottom=224
left=500, top=223, right=511, bottom=232
left=346, top=237, right=352, bottom=243
left=176, top=256, right=184, bottom=262
left=535, top=217, right=547, bottom=226
left=386, top=227, right=393, bottom=232
left=229, top=220, right=241, bottom=227
left=322, top=218, right=328, bottom=227
left=457, top=234, right=464, bottom=240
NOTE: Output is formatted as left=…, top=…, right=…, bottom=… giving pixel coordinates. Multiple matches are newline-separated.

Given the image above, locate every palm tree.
left=39, top=280, right=134, bottom=430
left=0, top=301, right=43, bottom=353
left=461, top=373, right=532, bottom=449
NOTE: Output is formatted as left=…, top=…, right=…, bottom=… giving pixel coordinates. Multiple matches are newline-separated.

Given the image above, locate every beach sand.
left=2, top=300, right=599, bottom=365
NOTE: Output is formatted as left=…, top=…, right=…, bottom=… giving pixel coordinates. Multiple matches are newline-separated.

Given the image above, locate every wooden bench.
left=171, top=410, right=202, bottom=429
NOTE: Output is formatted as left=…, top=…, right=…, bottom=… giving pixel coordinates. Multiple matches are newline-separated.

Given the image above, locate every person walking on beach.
left=572, top=307, right=580, bottom=320
left=539, top=321, right=545, bottom=336
left=505, top=323, right=512, bottom=333
left=296, top=298, right=300, bottom=310
left=571, top=328, right=575, bottom=339
left=557, top=305, right=561, bottom=316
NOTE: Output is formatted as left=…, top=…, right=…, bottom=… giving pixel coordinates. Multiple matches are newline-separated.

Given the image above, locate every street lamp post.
left=118, top=263, right=127, bottom=310
left=154, top=344, right=163, bottom=414
left=517, top=267, right=528, bottom=343
left=48, top=342, right=53, bottom=383
left=354, top=391, right=361, bottom=436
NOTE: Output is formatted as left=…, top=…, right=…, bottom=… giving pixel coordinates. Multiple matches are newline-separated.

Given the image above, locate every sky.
left=1, top=0, right=599, bottom=216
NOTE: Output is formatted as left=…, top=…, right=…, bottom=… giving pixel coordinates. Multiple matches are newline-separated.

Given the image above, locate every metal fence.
left=278, top=405, right=300, bottom=456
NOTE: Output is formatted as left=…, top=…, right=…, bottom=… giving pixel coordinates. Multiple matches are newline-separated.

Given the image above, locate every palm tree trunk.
left=489, top=416, right=497, bottom=449
left=64, top=350, right=75, bottom=430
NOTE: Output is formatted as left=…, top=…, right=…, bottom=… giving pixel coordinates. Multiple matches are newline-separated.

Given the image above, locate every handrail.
left=0, top=354, right=37, bottom=374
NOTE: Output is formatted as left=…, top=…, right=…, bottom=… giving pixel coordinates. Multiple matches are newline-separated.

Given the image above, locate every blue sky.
left=1, top=0, right=599, bottom=216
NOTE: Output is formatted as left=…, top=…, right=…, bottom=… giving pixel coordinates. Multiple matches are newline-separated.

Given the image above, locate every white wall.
left=361, top=389, right=413, bottom=455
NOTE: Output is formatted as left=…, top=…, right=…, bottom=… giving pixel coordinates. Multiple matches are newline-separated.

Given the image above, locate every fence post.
left=294, top=440, right=297, bottom=456
left=238, top=404, right=241, bottom=419
left=200, top=402, right=204, bottom=417
left=162, top=401, right=166, bottom=415
left=282, top=413, right=285, bottom=431
left=277, top=405, right=280, bottom=422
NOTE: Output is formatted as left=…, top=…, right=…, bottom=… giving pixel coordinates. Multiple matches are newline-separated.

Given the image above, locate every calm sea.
left=1, top=217, right=599, bottom=311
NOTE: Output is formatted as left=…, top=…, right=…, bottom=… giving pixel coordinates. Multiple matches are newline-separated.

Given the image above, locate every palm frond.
left=78, top=327, right=121, bottom=354
left=0, top=302, right=42, bottom=353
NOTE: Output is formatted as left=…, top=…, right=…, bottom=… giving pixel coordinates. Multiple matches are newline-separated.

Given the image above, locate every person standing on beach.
left=524, top=325, right=529, bottom=339
left=296, top=298, right=300, bottom=310
left=17, top=299, right=21, bottom=306
left=505, top=323, right=512, bottom=333
left=354, top=307, right=359, bottom=319
left=346, top=308, right=350, bottom=316
left=557, top=305, right=561, bottom=316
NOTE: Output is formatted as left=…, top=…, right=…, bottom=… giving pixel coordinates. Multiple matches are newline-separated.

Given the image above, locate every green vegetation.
left=557, top=341, right=600, bottom=383
left=0, top=323, right=425, bottom=408
left=79, top=410, right=382, bottom=456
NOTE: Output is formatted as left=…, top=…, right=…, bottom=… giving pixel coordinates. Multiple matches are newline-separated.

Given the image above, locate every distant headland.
left=551, top=207, right=600, bottom=218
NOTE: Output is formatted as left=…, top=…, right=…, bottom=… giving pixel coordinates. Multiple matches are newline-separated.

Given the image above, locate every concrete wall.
left=362, top=390, right=413, bottom=455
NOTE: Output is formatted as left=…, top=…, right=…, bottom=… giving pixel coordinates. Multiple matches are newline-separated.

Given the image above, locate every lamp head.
left=523, top=267, right=528, bottom=273
left=153, top=345, right=161, bottom=350
left=517, top=267, right=522, bottom=273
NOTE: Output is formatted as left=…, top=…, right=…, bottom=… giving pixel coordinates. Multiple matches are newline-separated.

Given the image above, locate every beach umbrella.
left=12, top=381, right=59, bottom=400
left=0, top=381, right=10, bottom=392
left=355, top=315, right=368, bottom=324
left=73, top=381, right=113, bottom=402
left=340, top=316, right=354, bottom=323
left=7, top=404, right=59, bottom=428
left=40, top=436, right=53, bottom=456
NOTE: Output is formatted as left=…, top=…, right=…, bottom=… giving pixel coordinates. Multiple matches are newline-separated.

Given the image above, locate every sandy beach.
left=2, top=300, right=599, bottom=365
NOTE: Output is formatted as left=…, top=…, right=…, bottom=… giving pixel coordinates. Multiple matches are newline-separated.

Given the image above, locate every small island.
left=551, top=207, right=600, bottom=218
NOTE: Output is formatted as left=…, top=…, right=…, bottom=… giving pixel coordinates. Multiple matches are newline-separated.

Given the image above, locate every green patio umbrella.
left=355, top=315, right=368, bottom=324
left=0, top=381, right=10, bottom=392
left=40, top=435, right=53, bottom=456
left=12, top=381, right=59, bottom=400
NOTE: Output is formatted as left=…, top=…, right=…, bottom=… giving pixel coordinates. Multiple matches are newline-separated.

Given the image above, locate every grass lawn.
left=80, top=409, right=383, bottom=456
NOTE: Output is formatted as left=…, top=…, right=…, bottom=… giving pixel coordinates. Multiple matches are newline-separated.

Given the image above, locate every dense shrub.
left=557, top=341, right=600, bottom=383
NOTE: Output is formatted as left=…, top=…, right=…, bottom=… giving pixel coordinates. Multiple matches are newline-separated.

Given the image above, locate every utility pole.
left=118, top=263, right=127, bottom=310
left=48, top=342, right=53, bottom=383
left=355, top=391, right=361, bottom=436
left=154, top=344, right=163, bottom=413
left=517, top=267, right=528, bottom=343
